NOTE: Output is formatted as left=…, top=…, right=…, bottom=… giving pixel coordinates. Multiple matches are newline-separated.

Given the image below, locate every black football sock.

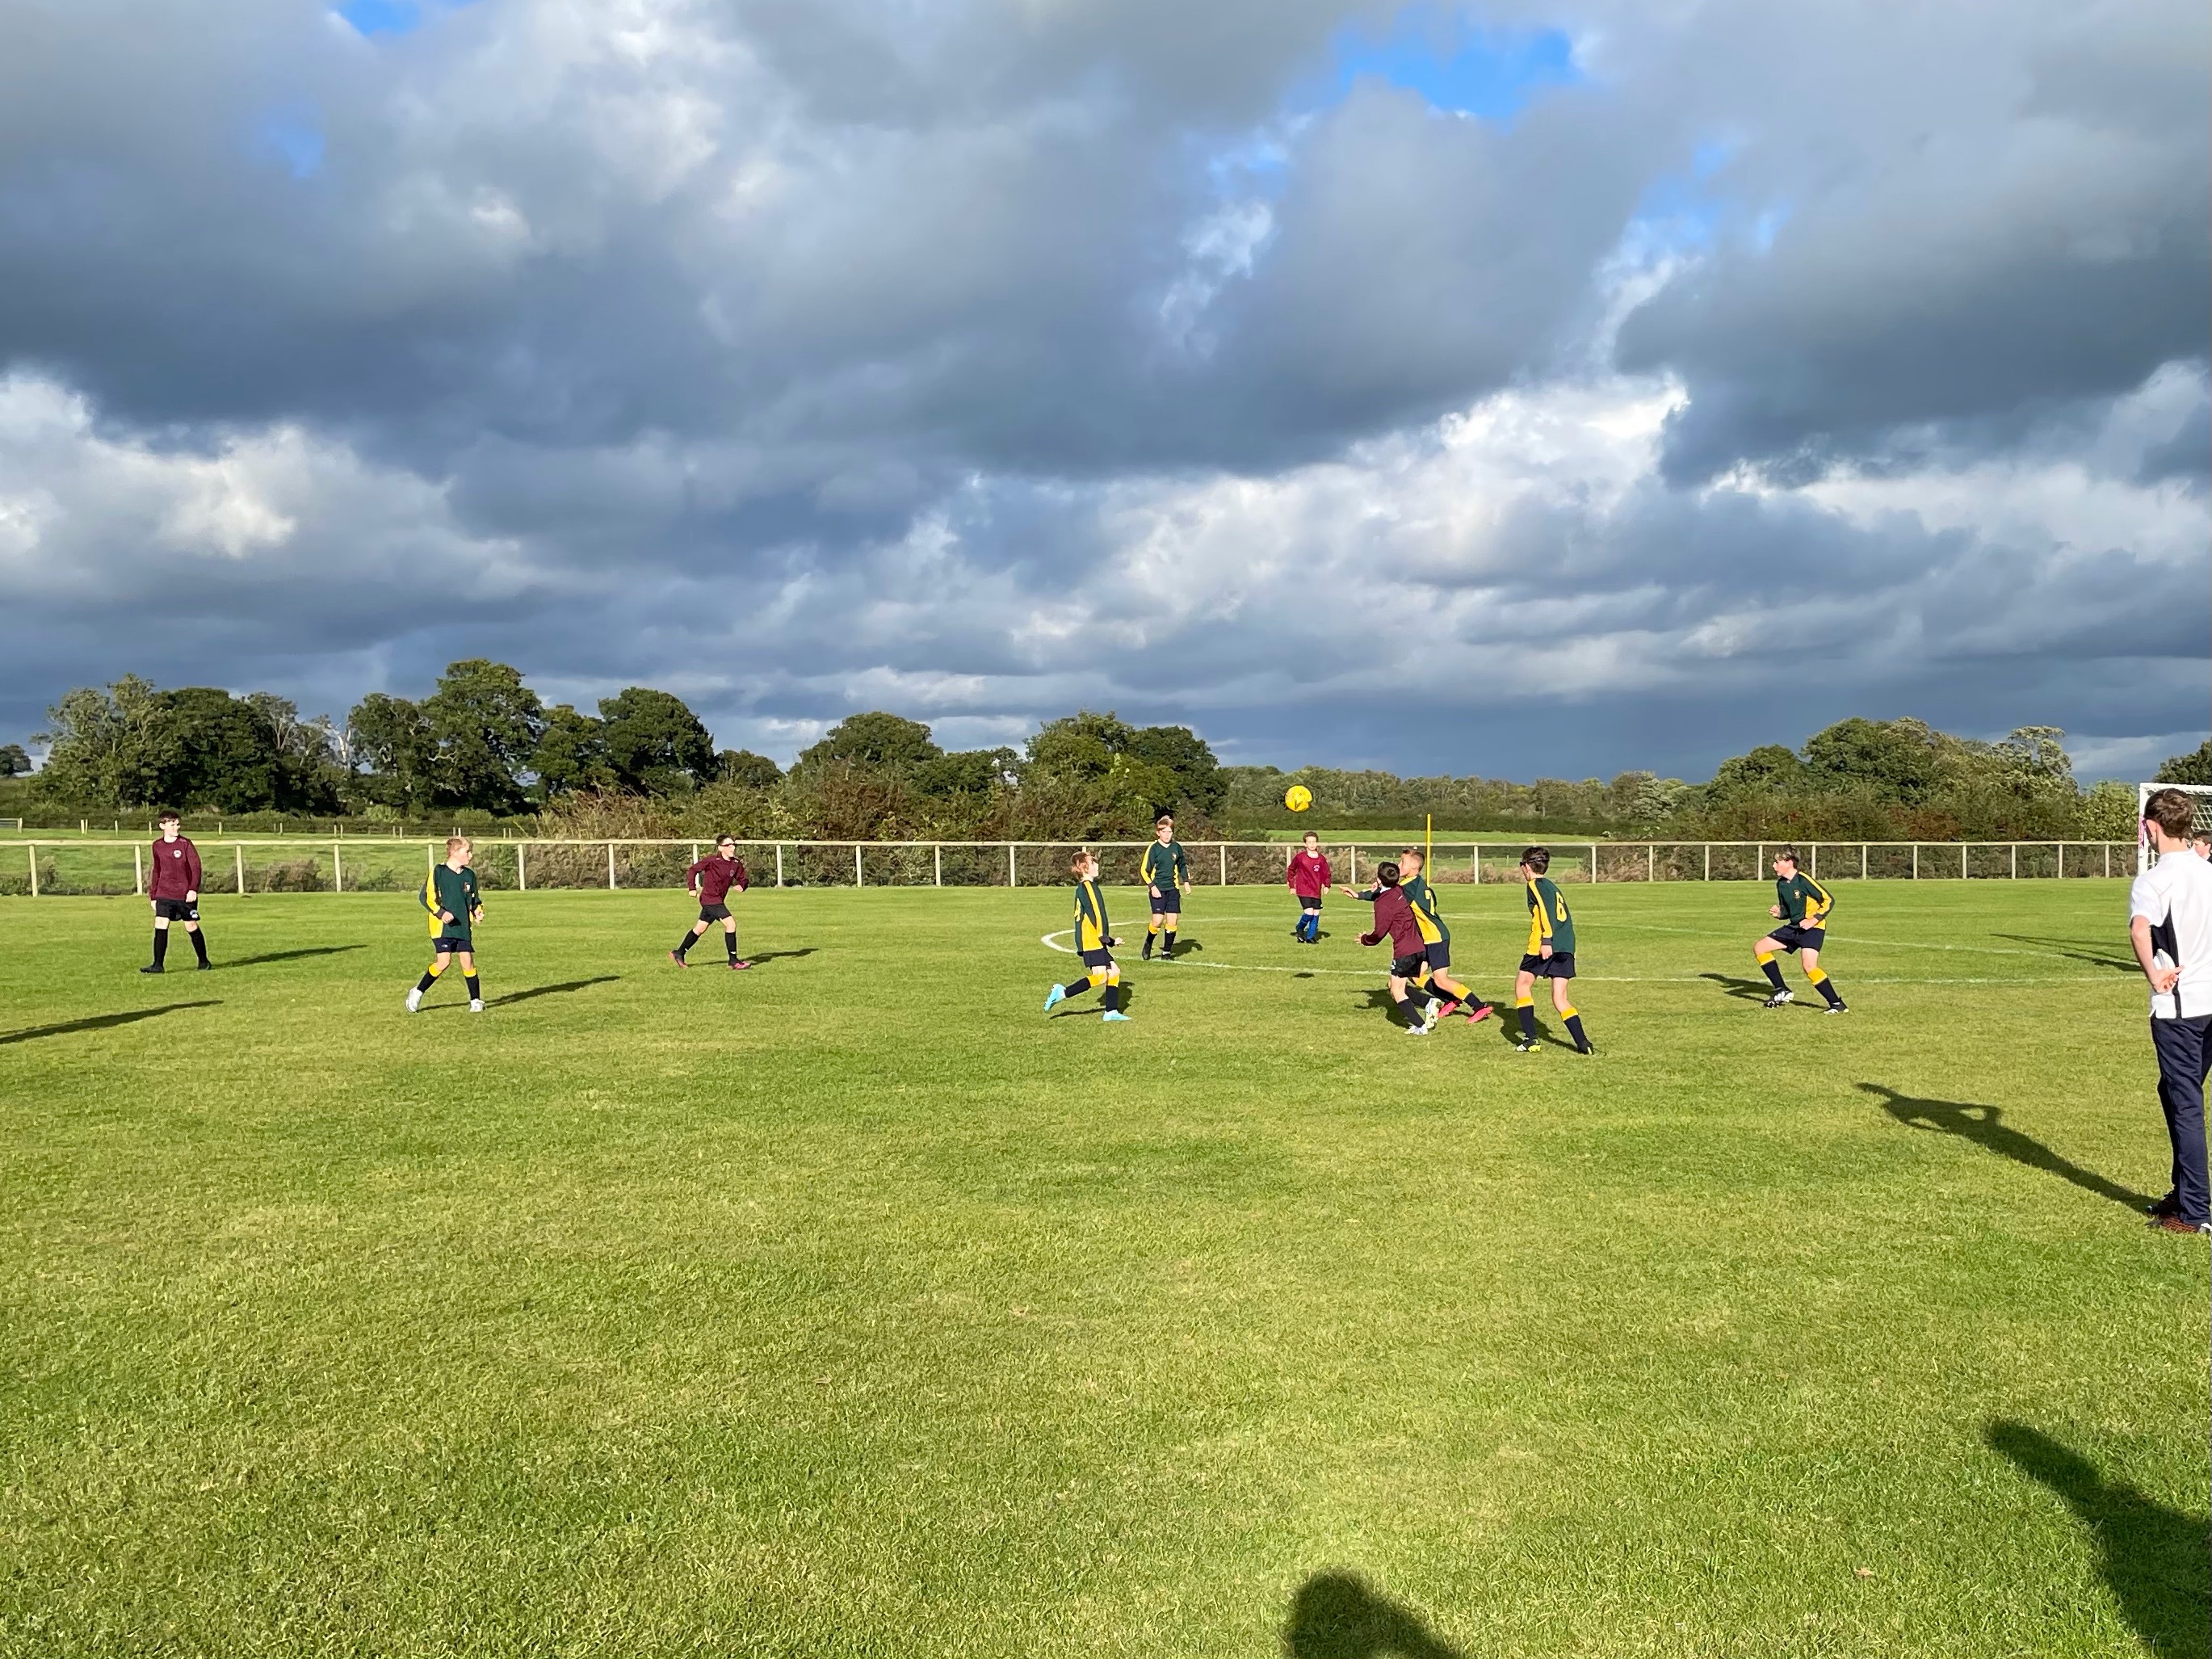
left=1063, top=977, right=1092, bottom=1000
left=151, top=928, right=169, bottom=968
left=415, top=969, right=439, bottom=993
left=1757, top=953, right=1786, bottom=990
left=188, top=928, right=208, bottom=964
left=1163, top=930, right=1177, bottom=956
left=1516, top=1000, right=1537, bottom=1040
left=1102, top=984, right=1121, bottom=1012
left=674, top=930, right=697, bottom=956
left=1141, top=931, right=1153, bottom=958
left=1564, top=1011, right=1589, bottom=1050
left=724, top=934, right=739, bottom=962
left=1808, top=969, right=1843, bottom=1006
left=464, top=975, right=481, bottom=1001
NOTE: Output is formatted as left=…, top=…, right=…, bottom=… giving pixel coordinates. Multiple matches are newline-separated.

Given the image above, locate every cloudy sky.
left=1, top=0, right=2205, bottom=780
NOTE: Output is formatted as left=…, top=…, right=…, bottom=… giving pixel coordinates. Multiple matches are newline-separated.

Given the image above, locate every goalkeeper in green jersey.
left=1753, top=847, right=1846, bottom=1012
left=408, top=837, right=485, bottom=1013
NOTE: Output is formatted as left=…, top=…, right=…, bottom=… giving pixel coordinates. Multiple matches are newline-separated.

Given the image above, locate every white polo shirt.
left=2129, top=846, right=2212, bottom=1020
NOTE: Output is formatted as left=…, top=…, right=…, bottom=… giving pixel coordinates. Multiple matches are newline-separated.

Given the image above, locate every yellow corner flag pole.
left=1425, top=813, right=1433, bottom=875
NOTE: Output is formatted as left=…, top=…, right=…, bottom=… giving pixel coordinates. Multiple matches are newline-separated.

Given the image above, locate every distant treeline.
left=14, top=666, right=2207, bottom=842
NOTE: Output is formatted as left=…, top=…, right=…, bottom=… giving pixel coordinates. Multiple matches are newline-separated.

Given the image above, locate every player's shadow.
left=486, top=976, right=621, bottom=1009
left=1049, top=981, right=1137, bottom=1018
left=1986, top=1422, right=2209, bottom=1657
left=1283, top=1571, right=1467, bottom=1658
left=1701, top=972, right=1780, bottom=1003
left=1353, top=988, right=1421, bottom=1029
left=741, top=948, right=816, bottom=965
left=1861, top=1083, right=2154, bottom=1212
left=219, top=944, right=366, bottom=970
left=0, top=1002, right=221, bottom=1046
left=1992, top=934, right=2139, bottom=975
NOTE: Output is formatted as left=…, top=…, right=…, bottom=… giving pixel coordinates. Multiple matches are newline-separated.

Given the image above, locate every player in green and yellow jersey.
left=1513, top=846, right=1593, bottom=1054
left=1396, top=848, right=1492, bottom=1024
left=407, top=836, right=485, bottom=1013
left=1139, top=813, right=1190, bottom=960
left=1045, top=849, right=1132, bottom=1022
left=1754, top=846, right=1846, bottom=1012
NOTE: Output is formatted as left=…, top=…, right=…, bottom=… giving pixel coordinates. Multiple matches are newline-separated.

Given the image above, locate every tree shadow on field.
left=1702, top=971, right=1782, bottom=1004
left=220, top=944, right=365, bottom=970
left=1987, top=1422, right=2210, bottom=1657
left=1861, top=1083, right=2154, bottom=1211
left=1993, top=933, right=2139, bottom=975
left=0, top=1002, right=221, bottom=1046
left=485, top=976, right=621, bottom=1009
left=1283, top=1571, right=1467, bottom=1658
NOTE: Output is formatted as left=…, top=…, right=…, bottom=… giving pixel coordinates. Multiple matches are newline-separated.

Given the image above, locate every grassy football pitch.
left=0, top=880, right=2204, bottom=1658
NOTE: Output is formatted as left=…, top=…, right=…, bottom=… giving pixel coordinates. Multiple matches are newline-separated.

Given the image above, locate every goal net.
left=2139, top=783, right=2212, bottom=872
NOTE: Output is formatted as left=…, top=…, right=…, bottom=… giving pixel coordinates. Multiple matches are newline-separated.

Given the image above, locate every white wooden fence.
left=0, top=837, right=2145, bottom=897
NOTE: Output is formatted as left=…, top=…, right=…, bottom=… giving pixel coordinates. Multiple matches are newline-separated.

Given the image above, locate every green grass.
left=0, top=880, right=2203, bottom=1657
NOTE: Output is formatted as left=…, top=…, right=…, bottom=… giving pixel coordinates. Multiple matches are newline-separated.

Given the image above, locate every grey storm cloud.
left=0, top=0, right=2204, bottom=779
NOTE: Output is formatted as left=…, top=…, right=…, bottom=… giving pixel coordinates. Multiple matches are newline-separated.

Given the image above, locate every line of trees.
left=18, top=666, right=2204, bottom=842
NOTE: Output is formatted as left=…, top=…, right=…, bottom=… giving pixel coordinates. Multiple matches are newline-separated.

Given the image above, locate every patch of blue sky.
left=1630, top=139, right=1790, bottom=260
left=259, top=113, right=325, bottom=180
left=338, top=0, right=421, bottom=36
left=1295, top=4, right=1580, bottom=121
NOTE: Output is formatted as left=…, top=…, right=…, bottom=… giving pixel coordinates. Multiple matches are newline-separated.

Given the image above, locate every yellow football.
left=1284, top=784, right=1313, bottom=813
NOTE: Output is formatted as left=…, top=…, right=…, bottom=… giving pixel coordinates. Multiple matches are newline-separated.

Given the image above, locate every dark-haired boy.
left=1140, top=814, right=1190, bottom=960
left=1045, top=849, right=1131, bottom=1021
left=1514, top=846, right=1592, bottom=1053
left=1754, top=847, right=1845, bottom=1012
left=141, top=810, right=211, bottom=972
left=673, top=836, right=750, bottom=968
left=407, top=836, right=483, bottom=1013
left=1398, top=847, right=1491, bottom=1023
left=1349, top=861, right=1438, bottom=1035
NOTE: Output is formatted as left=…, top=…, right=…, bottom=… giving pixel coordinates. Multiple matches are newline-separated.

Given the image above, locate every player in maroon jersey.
left=142, top=809, right=211, bottom=972
left=672, top=836, right=751, bottom=968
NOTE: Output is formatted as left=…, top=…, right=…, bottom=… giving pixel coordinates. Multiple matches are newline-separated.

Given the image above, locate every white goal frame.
left=2139, top=783, right=2212, bottom=872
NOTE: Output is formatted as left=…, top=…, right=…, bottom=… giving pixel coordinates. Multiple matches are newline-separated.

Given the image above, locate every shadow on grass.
left=1702, top=971, right=1780, bottom=1004
left=740, top=948, right=816, bottom=965
left=1048, top=978, right=1136, bottom=1018
left=1861, top=1083, right=2154, bottom=1212
left=1993, top=933, right=2139, bottom=975
left=220, top=944, right=366, bottom=970
left=1285, top=1572, right=1466, bottom=1658
left=1, top=1002, right=221, bottom=1046
left=485, top=976, right=621, bottom=1009
left=1987, top=1422, right=2210, bottom=1658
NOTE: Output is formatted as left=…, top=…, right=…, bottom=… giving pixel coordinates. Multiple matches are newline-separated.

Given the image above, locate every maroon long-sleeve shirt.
left=148, top=835, right=202, bottom=900
left=686, top=855, right=749, bottom=905
left=1358, top=884, right=1425, bottom=956
left=1286, top=848, right=1332, bottom=899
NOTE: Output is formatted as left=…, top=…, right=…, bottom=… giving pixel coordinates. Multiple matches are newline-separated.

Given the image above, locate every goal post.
left=2138, top=783, right=2212, bottom=872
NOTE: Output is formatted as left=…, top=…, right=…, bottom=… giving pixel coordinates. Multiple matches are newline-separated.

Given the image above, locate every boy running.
left=141, top=809, right=211, bottom=973
left=673, top=835, right=750, bottom=968
left=1139, top=813, right=1190, bottom=960
left=1287, top=831, right=1330, bottom=943
left=1045, top=850, right=1132, bottom=1021
left=1397, top=847, right=1492, bottom=1023
left=1754, top=847, right=1846, bottom=1012
left=1351, top=861, right=1438, bottom=1035
left=1514, top=846, right=1593, bottom=1053
left=406, top=837, right=484, bottom=1013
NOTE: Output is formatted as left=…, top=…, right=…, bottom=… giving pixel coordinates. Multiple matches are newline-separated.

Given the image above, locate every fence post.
left=607, top=842, right=617, bottom=891
left=1704, top=844, right=1711, bottom=881
left=1589, top=843, right=1598, bottom=884
left=854, top=843, right=864, bottom=887
left=517, top=843, right=527, bottom=892
left=26, top=844, right=36, bottom=898
left=2103, top=844, right=2109, bottom=879
left=1961, top=844, right=1967, bottom=880
left=1912, top=844, right=1919, bottom=880
left=238, top=845, right=247, bottom=895
left=1007, top=843, right=1018, bottom=888
left=2059, top=844, right=2065, bottom=880
left=1755, top=843, right=1762, bottom=881
left=1219, top=843, right=1228, bottom=887
left=134, top=843, right=143, bottom=896
left=1647, top=843, right=1656, bottom=884
left=334, top=841, right=343, bottom=894
left=775, top=844, right=784, bottom=888
left=1472, top=845, right=1481, bottom=884
left=2010, top=844, right=2017, bottom=879
left=934, top=844, right=942, bottom=888
left=1349, top=847, right=1358, bottom=885
left=1861, top=844, right=1868, bottom=881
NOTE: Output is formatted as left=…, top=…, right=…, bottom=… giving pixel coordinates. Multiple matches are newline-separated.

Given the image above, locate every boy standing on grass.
left=1514, top=847, right=1593, bottom=1054
left=1286, top=831, right=1330, bottom=943
left=141, top=809, right=210, bottom=973
left=1139, top=813, right=1190, bottom=960
left=2131, top=788, right=2212, bottom=1235
left=407, top=837, right=484, bottom=1014
left=673, top=836, right=750, bottom=969
left=1753, top=847, right=1846, bottom=1013
left=1396, top=847, right=1491, bottom=1024
left=1045, top=850, right=1131, bottom=1022
left=1351, top=861, right=1438, bottom=1035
